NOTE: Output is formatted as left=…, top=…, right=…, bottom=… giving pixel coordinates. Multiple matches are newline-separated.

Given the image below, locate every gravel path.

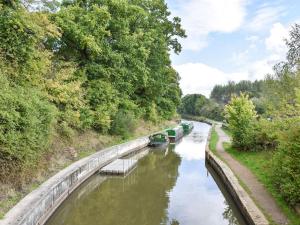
left=215, top=124, right=288, bottom=225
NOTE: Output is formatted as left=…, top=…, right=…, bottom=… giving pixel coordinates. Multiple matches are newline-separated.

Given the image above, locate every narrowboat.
left=181, top=122, right=194, bottom=134
left=149, top=132, right=169, bottom=147
left=166, top=126, right=184, bottom=143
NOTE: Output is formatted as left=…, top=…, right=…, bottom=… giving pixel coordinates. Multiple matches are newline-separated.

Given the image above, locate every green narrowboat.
left=149, top=132, right=169, bottom=147
left=181, top=122, right=194, bottom=134
left=166, top=126, right=184, bottom=143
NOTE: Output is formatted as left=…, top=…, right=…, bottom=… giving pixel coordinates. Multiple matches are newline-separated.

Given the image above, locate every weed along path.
left=214, top=124, right=288, bottom=225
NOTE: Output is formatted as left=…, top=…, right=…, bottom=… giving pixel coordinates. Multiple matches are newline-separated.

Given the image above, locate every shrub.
left=272, top=120, right=300, bottom=206
left=110, top=110, right=137, bottom=139
left=224, top=94, right=257, bottom=150
left=146, top=102, right=159, bottom=123
left=249, top=119, right=279, bottom=150
left=0, top=76, right=57, bottom=185
left=87, top=80, right=119, bottom=132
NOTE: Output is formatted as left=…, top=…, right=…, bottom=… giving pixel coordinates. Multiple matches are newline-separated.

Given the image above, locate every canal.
left=46, top=121, right=247, bottom=225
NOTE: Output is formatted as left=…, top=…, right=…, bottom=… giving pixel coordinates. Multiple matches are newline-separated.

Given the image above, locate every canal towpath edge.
left=214, top=124, right=288, bottom=225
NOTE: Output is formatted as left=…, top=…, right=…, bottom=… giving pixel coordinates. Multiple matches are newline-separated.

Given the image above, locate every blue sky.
left=166, top=0, right=300, bottom=97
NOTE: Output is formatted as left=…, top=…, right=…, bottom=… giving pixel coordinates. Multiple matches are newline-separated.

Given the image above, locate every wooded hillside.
left=0, top=0, right=185, bottom=185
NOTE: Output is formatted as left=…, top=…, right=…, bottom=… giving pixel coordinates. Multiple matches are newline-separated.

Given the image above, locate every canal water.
left=46, top=121, right=247, bottom=225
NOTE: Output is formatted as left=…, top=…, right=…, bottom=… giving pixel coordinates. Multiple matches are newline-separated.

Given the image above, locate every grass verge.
left=223, top=141, right=300, bottom=225
left=209, top=125, right=219, bottom=155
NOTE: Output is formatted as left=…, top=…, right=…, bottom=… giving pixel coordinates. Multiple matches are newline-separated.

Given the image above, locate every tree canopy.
left=0, top=0, right=185, bottom=184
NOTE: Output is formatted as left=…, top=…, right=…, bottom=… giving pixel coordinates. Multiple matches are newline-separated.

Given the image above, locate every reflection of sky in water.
left=46, top=121, right=243, bottom=225
left=166, top=122, right=232, bottom=225
left=174, top=138, right=206, bottom=160
left=174, top=122, right=208, bottom=160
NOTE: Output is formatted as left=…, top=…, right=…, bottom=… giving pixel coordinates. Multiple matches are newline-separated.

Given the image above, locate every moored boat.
left=149, top=132, right=169, bottom=147
left=166, top=126, right=184, bottom=143
left=181, top=121, right=194, bottom=134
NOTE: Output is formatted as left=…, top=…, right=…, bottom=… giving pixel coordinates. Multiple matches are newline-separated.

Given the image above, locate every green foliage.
left=0, top=4, right=59, bottom=86
left=224, top=94, right=257, bottom=150
left=178, top=93, right=223, bottom=121
left=272, top=120, right=300, bottom=206
left=263, top=65, right=300, bottom=118
left=53, top=0, right=185, bottom=124
left=287, top=24, right=300, bottom=66
left=209, top=126, right=219, bottom=154
left=210, top=80, right=263, bottom=105
left=223, top=142, right=300, bottom=225
left=44, top=62, right=85, bottom=129
left=211, top=23, right=300, bottom=216
left=0, top=75, right=56, bottom=184
left=199, top=100, right=223, bottom=121
left=178, top=94, right=207, bottom=115
left=249, top=119, right=279, bottom=150
left=145, top=102, right=159, bottom=123
left=110, top=110, right=137, bottom=139
left=0, top=0, right=185, bottom=184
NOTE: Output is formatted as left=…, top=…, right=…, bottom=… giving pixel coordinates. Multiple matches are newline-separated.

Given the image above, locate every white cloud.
left=247, top=57, right=275, bottom=80
left=265, top=23, right=289, bottom=57
left=246, top=35, right=259, bottom=42
left=247, top=4, right=285, bottom=31
left=175, top=23, right=291, bottom=97
left=245, top=35, right=261, bottom=48
left=175, top=60, right=277, bottom=97
left=172, top=0, right=247, bottom=51
left=232, top=49, right=250, bottom=65
left=174, top=63, right=248, bottom=97
left=170, top=1, right=296, bottom=97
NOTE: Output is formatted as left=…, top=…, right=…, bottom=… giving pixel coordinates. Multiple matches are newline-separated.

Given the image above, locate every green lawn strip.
left=223, top=143, right=300, bottom=225
left=208, top=125, right=219, bottom=155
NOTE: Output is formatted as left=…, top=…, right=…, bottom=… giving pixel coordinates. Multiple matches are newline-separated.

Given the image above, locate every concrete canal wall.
left=205, top=128, right=269, bottom=225
left=1, top=137, right=149, bottom=225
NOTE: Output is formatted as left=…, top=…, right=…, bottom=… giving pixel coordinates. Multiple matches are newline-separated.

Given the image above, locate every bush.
left=224, top=94, right=257, bottom=150
left=87, top=80, right=119, bottom=132
left=249, top=119, right=279, bottom=150
left=0, top=76, right=57, bottom=184
left=199, top=101, right=224, bottom=121
left=146, top=102, right=159, bottom=123
left=272, top=120, right=300, bottom=206
left=110, top=110, right=137, bottom=139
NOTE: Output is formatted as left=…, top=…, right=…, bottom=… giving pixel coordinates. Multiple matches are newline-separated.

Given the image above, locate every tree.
left=272, top=120, right=300, bottom=206
left=0, top=0, right=186, bottom=184
left=286, top=23, right=300, bottom=66
left=224, top=94, right=257, bottom=150
left=178, top=94, right=223, bottom=121
left=178, top=94, right=207, bottom=115
left=52, top=0, right=186, bottom=129
left=210, top=80, right=264, bottom=105
left=263, top=63, right=300, bottom=118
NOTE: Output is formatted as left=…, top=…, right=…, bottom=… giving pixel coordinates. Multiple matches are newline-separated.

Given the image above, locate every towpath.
left=214, top=124, right=288, bottom=225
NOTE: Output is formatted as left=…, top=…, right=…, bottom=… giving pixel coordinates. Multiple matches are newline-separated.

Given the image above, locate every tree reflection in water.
left=223, top=200, right=239, bottom=225
left=46, top=146, right=182, bottom=225
left=170, top=219, right=180, bottom=225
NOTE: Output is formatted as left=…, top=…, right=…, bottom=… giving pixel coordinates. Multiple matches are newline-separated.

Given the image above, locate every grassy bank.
left=222, top=133, right=300, bottom=225
left=0, top=119, right=176, bottom=219
left=208, top=125, right=219, bottom=155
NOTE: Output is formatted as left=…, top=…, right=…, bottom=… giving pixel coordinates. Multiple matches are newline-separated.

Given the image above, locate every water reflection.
left=46, top=122, right=246, bottom=225
left=46, top=147, right=181, bottom=225
left=223, top=201, right=239, bottom=225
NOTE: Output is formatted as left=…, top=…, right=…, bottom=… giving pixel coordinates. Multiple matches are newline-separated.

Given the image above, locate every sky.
left=166, top=0, right=300, bottom=97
